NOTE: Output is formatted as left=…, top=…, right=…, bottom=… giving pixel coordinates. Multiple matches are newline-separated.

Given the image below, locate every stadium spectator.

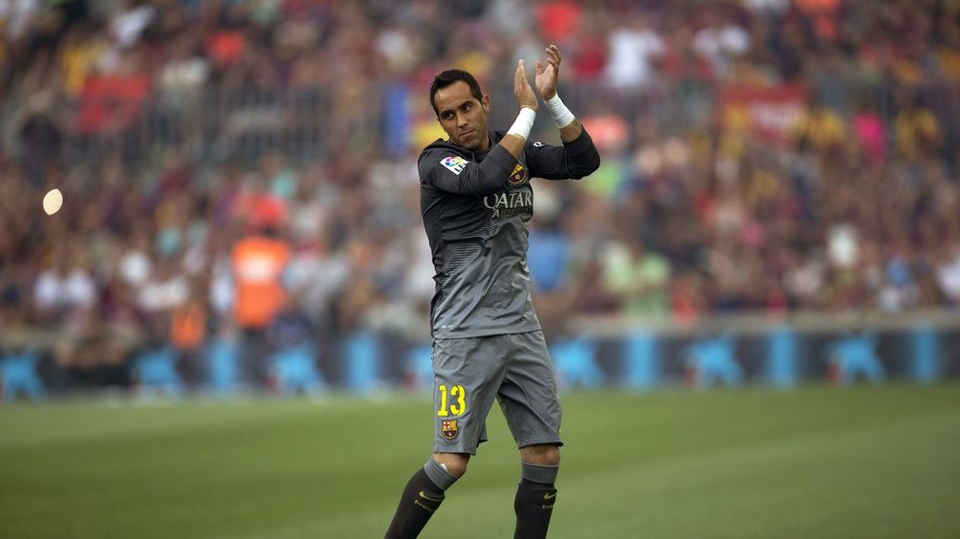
left=14, top=89, right=64, bottom=185
left=789, top=94, right=847, bottom=156
left=527, top=197, right=579, bottom=339
left=230, top=224, right=292, bottom=385
left=32, top=248, right=97, bottom=326
left=601, top=233, right=672, bottom=320
left=894, top=94, right=942, bottom=162
left=851, top=94, right=889, bottom=165
left=603, top=10, right=664, bottom=89
left=169, top=278, right=209, bottom=389
left=53, top=308, right=135, bottom=391
left=108, top=0, right=156, bottom=50
left=692, top=4, right=751, bottom=80
left=135, top=253, right=189, bottom=319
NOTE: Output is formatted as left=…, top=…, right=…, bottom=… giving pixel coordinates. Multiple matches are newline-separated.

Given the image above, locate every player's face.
left=434, top=81, right=490, bottom=152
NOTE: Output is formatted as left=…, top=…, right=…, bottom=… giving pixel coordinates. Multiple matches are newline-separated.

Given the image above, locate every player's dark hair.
left=429, top=69, right=483, bottom=117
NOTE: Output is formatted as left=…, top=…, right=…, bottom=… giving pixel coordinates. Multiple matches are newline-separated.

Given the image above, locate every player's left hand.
left=535, top=44, right=562, bottom=101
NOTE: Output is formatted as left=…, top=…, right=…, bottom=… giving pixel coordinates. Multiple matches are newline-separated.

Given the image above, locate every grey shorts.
left=431, top=330, right=563, bottom=454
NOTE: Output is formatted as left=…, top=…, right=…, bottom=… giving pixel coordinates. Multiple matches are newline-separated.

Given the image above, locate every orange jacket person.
left=230, top=228, right=292, bottom=330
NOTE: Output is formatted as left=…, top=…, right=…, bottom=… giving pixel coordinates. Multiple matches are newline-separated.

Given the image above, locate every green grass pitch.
left=2, top=383, right=959, bottom=538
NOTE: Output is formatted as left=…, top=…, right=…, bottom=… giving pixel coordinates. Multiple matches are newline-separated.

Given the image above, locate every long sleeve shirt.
left=418, top=128, right=600, bottom=338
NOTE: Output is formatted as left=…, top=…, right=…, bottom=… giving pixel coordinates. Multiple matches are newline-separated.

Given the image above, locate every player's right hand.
left=514, top=59, right=539, bottom=112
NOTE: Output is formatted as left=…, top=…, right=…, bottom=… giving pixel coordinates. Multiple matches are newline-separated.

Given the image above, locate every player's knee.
left=432, top=452, right=470, bottom=478
left=520, top=444, right=561, bottom=467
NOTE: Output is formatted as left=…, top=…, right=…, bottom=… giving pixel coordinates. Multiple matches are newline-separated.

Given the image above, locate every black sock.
left=514, top=478, right=558, bottom=539
left=385, top=462, right=454, bottom=539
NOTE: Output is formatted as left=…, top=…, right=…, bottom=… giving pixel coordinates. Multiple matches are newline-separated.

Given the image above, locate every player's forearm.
left=561, top=127, right=601, bottom=178
left=448, top=145, right=521, bottom=195
left=500, top=133, right=527, bottom=160
left=558, top=118, right=584, bottom=144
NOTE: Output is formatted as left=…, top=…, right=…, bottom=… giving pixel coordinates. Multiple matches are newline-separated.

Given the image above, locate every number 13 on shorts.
left=437, top=384, right=467, bottom=416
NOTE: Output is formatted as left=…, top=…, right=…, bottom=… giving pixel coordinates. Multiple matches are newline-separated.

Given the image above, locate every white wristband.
left=545, top=94, right=575, bottom=128
left=507, top=107, right=536, bottom=140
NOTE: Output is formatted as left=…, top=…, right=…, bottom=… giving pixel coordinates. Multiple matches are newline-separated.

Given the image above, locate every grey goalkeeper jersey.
left=419, top=129, right=600, bottom=339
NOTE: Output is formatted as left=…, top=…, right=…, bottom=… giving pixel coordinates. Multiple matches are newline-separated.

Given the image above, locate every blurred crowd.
left=1, top=0, right=960, bottom=392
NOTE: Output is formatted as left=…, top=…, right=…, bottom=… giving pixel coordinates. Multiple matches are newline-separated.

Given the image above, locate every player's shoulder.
left=420, top=138, right=457, bottom=156
left=418, top=139, right=471, bottom=179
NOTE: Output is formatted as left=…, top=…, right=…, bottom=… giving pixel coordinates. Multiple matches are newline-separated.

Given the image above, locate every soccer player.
left=384, top=45, right=600, bottom=539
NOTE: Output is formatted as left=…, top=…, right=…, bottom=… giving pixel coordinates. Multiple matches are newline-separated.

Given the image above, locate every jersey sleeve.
left=524, top=128, right=601, bottom=180
left=419, top=145, right=519, bottom=196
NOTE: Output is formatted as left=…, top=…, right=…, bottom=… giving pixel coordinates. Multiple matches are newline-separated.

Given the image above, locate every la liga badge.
left=440, top=156, right=468, bottom=175
left=441, top=419, right=459, bottom=440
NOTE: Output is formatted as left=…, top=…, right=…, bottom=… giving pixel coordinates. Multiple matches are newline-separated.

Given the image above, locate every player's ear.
left=481, top=94, right=490, bottom=114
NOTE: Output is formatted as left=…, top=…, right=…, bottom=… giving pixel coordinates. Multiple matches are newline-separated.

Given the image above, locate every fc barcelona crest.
left=508, top=164, right=527, bottom=185
left=441, top=419, right=459, bottom=440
